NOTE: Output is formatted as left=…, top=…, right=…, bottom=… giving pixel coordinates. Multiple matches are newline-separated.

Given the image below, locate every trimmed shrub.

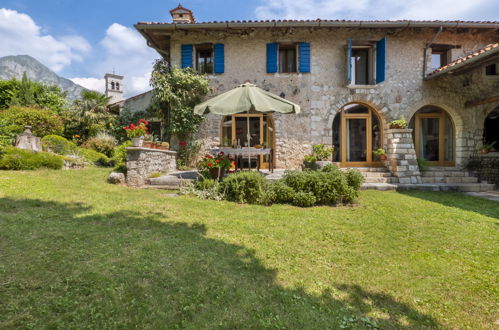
left=41, top=135, right=77, bottom=155
left=266, top=181, right=296, bottom=204
left=0, top=106, right=63, bottom=137
left=77, top=148, right=113, bottom=167
left=344, top=169, right=364, bottom=191
left=219, top=171, right=266, bottom=204
left=292, top=191, right=317, bottom=207
left=0, top=146, right=63, bottom=170
left=112, top=141, right=132, bottom=165
left=194, top=178, right=218, bottom=191
left=83, top=135, right=116, bottom=157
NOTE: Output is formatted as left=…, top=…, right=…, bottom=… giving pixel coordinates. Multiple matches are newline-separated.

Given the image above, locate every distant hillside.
left=0, top=55, right=86, bottom=100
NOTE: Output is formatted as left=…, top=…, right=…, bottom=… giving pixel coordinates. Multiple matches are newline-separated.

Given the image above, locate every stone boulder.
left=107, top=172, right=126, bottom=184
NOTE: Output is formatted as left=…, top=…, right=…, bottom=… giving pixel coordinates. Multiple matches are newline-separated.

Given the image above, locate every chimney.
left=104, top=73, right=124, bottom=104
left=169, top=4, right=195, bottom=24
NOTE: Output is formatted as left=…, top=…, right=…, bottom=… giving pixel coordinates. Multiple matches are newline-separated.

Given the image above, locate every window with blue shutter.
left=375, top=37, right=386, bottom=84
left=213, top=43, right=224, bottom=74
left=298, top=42, right=311, bottom=73
left=266, top=43, right=278, bottom=73
left=181, top=44, right=193, bottom=69
left=346, top=38, right=353, bottom=85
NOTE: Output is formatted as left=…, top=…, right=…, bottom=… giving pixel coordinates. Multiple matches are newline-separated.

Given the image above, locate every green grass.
left=0, top=168, right=497, bottom=329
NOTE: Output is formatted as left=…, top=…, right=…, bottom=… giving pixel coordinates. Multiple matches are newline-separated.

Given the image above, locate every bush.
left=194, top=178, right=218, bottom=191
left=0, top=146, right=63, bottom=170
left=344, top=169, right=364, bottom=191
left=83, top=133, right=116, bottom=157
left=219, top=171, right=266, bottom=204
left=0, top=106, right=64, bottom=138
left=41, top=135, right=77, bottom=155
left=77, top=147, right=113, bottom=167
left=292, top=191, right=317, bottom=207
left=266, top=181, right=296, bottom=204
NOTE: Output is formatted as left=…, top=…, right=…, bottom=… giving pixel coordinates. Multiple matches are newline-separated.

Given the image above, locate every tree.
left=149, top=60, right=209, bottom=141
left=65, top=90, right=115, bottom=140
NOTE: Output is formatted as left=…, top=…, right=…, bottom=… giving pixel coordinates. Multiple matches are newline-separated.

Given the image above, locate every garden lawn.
left=0, top=168, right=497, bottom=329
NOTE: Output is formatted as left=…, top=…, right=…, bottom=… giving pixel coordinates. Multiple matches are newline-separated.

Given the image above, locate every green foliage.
left=114, top=108, right=154, bottom=143
left=344, top=169, right=364, bottom=191
left=219, top=171, right=266, bottom=204
left=263, top=181, right=296, bottom=205
left=83, top=133, right=116, bottom=157
left=0, top=146, right=63, bottom=170
left=389, top=118, right=408, bottom=129
left=417, top=158, right=429, bottom=173
left=303, top=154, right=317, bottom=163
left=177, top=140, right=202, bottom=169
left=311, top=144, right=334, bottom=161
left=194, top=178, right=219, bottom=191
left=372, top=148, right=385, bottom=156
left=112, top=141, right=132, bottom=165
left=292, top=191, right=317, bottom=207
left=77, top=148, right=112, bottom=166
left=0, top=106, right=64, bottom=141
left=150, top=61, right=209, bottom=140
left=64, top=90, right=115, bottom=140
left=0, top=75, right=67, bottom=113
left=41, top=135, right=77, bottom=155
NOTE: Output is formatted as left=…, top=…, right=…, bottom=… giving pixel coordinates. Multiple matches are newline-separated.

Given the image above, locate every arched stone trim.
left=326, top=95, right=390, bottom=130
left=406, top=101, right=463, bottom=132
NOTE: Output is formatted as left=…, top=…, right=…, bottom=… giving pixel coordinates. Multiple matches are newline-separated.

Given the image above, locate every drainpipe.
left=422, top=25, right=443, bottom=79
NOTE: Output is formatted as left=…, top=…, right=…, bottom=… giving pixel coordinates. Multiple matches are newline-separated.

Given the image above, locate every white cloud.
left=69, top=77, right=105, bottom=93
left=72, top=23, right=157, bottom=98
left=0, top=8, right=91, bottom=72
left=255, top=0, right=497, bottom=20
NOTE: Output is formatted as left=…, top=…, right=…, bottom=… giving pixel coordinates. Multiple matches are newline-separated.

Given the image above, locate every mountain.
left=0, top=55, right=86, bottom=100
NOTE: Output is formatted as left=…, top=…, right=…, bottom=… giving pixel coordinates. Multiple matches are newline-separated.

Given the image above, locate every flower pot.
left=480, top=149, right=490, bottom=154
left=143, top=141, right=153, bottom=148
left=315, top=160, right=333, bottom=170
left=131, top=137, right=144, bottom=147
left=379, top=155, right=387, bottom=161
left=209, top=167, right=226, bottom=180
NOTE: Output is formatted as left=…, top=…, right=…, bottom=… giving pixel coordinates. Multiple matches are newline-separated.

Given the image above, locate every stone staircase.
left=345, top=167, right=399, bottom=190
left=421, top=167, right=480, bottom=184
left=148, top=170, right=200, bottom=190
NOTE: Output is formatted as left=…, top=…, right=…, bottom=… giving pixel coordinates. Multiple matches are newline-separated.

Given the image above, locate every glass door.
left=346, top=118, right=367, bottom=162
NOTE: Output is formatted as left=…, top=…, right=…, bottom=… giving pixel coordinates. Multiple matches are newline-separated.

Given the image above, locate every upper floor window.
left=196, top=44, right=213, bottom=74
left=278, top=44, right=297, bottom=73
left=110, top=81, right=115, bottom=90
left=115, top=82, right=120, bottom=91
left=431, top=50, right=448, bottom=69
left=347, top=38, right=386, bottom=86
left=485, top=63, right=498, bottom=76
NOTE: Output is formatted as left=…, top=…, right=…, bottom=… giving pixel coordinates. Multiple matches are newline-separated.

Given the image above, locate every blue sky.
left=1, top=0, right=498, bottom=97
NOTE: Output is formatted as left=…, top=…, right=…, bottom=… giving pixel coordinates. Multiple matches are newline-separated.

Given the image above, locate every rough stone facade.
left=162, top=26, right=498, bottom=170
left=126, top=147, right=177, bottom=187
left=385, top=129, right=422, bottom=184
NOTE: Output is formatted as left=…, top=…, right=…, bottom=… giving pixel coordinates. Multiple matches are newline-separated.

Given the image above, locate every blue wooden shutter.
left=181, top=44, right=193, bottom=69
left=213, top=43, right=225, bottom=74
left=347, top=38, right=352, bottom=85
left=376, top=37, right=386, bottom=83
left=266, top=43, right=278, bottom=73
left=298, top=42, right=311, bottom=73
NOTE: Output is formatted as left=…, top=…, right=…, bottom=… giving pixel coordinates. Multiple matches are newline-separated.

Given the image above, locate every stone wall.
left=167, top=28, right=498, bottom=169
left=466, top=153, right=499, bottom=187
left=385, top=129, right=422, bottom=184
left=126, top=147, right=177, bottom=187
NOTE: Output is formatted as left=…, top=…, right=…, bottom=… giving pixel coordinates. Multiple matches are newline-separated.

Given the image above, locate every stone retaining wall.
left=466, top=153, right=499, bottom=187
left=126, top=147, right=177, bottom=187
left=385, top=128, right=422, bottom=184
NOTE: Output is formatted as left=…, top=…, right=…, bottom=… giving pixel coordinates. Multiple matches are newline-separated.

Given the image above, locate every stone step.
left=422, top=176, right=479, bottom=184
left=363, top=177, right=399, bottom=184
left=396, top=183, right=495, bottom=192
left=348, top=167, right=389, bottom=173
left=361, top=172, right=393, bottom=177
left=362, top=183, right=397, bottom=190
left=421, top=170, right=469, bottom=177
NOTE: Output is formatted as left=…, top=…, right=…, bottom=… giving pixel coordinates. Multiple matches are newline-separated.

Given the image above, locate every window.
left=110, top=81, right=115, bottom=90
left=351, top=48, right=371, bottom=85
left=347, top=38, right=386, bottom=85
left=483, top=108, right=499, bottom=151
left=431, top=50, right=448, bottom=69
left=278, top=44, right=297, bottom=73
left=115, top=82, right=120, bottom=91
left=195, top=44, right=213, bottom=74
left=485, top=63, right=498, bottom=76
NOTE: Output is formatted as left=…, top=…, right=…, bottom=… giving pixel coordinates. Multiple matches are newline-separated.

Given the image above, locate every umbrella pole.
left=247, top=111, right=251, bottom=171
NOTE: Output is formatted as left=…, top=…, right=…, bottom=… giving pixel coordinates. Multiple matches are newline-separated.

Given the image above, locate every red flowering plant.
left=198, top=152, right=231, bottom=172
left=123, top=119, right=149, bottom=138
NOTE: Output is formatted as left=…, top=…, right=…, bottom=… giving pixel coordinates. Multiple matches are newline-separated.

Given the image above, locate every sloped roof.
left=427, top=43, right=499, bottom=79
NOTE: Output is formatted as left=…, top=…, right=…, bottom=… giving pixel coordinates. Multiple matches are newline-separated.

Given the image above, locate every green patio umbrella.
left=194, top=83, right=301, bottom=170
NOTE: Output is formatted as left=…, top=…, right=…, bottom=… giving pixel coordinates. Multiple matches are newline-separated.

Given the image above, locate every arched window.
left=332, top=103, right=383, bottom=166
left=115, top=82, right=120, bottom=91
left=110, top=81, right=115, bottom=90
left=409, top=106, right=455, bottom=165
left=483, top=107, right=499, bottom=151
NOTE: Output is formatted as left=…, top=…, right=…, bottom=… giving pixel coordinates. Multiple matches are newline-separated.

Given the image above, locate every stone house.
left=135, top=5, right=499, bottom=184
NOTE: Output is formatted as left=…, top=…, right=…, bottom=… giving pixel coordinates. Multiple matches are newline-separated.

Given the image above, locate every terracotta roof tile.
left=428, top=43, right=499, bottom=77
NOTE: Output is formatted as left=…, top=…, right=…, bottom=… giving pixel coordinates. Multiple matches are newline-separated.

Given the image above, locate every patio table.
left=210, top=147, right=273, bottom=172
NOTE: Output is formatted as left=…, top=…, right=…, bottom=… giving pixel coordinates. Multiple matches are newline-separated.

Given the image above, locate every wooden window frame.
left=195, top=44, right=214, bottom=74
left=350, top=45, right=375, bottom=85
left=414, top=111, right=455, bottom=166
left=278, top=44, right=297, bottom=73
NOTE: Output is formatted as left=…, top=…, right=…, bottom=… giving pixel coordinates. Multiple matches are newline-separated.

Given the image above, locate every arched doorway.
left=409, top=106, right=455, bottom=166
left=483, top=107, right=499, bottom=151
left=332, top=103, right=383, bottom=167
left=221, top=114, right=275, bottom=169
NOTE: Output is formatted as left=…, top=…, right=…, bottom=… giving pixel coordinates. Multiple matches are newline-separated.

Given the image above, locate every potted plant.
left=303, top=154, right=318, bottom=170
left=198, top=152, right=231, bottom=180
left=389, top=118, right=408, bottom=129
left=479, top=141, right=496, bottom=154
left=373, top=148, right=387, bottom=161
left=313, top=144, right=335, bottom=169
left=143, top=134, right=153, bottom=148
left=160, top=142, right=170, bottom=150
left=124, top=119, right=149, bottom=147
